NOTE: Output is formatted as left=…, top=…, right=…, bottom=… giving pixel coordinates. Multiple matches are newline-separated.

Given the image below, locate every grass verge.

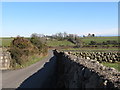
left=13, top=55, right=48, bottom=69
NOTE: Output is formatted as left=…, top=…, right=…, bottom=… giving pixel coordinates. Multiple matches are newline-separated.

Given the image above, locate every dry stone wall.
left=0, top=48, right=11, bottom=70
left=71, top=51, right=120, bottom=63
left=53, top=50, right=120, bottom=89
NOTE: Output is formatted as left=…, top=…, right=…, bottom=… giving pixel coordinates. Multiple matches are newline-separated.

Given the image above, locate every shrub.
left=89, top=41, right=97, bottom=45
left=30, top=35, right=48, bottom=54
left=11, top=37, right=32, bottom=49
left=9, top=36, right=38, bottom=67
left=9, top=35, right=48, bottom=68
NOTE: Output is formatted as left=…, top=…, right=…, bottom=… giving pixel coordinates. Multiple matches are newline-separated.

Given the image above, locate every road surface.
left=2, top=50, right=57, bottom=88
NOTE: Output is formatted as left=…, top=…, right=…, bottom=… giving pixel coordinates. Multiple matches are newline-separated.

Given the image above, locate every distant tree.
left=31, top=33, right=37, bottom=38
left=75, top=38, right=82, bottom=47
left=74, top=34, right=78, bottom=40
left=67, top=34, right=74, bottom=39
left=102, top=41, right=107, bottom=45
left=58, top=32, right=63, bottom=40
left=83, top=35, right=85, bottom=38
left=89, top=41, right=96, bottom=45
left=88, top=33, right=91, bottom=37
left=92, top=34, right=95, bottom=37
left=53, top=32, right=66, bottom=40
left=63, top=32, right=68, bottom=38
left=87, top=33, right=95, bottom=37
left=106, top=40, right=111, bottom=44
left=30, top=34, right=48, bottom=54
left=31, top=33, right=46, bottom=44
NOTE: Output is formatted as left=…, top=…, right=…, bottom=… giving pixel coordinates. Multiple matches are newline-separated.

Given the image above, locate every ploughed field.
left=68, top=51, right=120, bottom=71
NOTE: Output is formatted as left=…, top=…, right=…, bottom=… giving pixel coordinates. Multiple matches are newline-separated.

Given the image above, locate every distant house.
left=0, top=48, right=11, bottom=70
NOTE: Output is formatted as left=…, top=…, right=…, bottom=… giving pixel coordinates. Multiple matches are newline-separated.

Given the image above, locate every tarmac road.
left=2, top=50, right=57, bottom=88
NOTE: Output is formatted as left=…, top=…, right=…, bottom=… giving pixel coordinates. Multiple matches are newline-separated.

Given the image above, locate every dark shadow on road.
left=17, top=56, right=57, bottom=89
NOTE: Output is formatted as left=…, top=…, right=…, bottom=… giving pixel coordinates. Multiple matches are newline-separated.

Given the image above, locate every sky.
left=2, top=2, right=118, bottom=37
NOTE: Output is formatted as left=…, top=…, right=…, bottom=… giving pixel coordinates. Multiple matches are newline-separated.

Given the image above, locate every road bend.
left=2, top=50, right=57, bottom=88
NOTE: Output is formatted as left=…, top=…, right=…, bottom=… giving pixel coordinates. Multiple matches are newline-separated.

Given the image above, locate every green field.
left=62, top=47, right=119, bottom=51
left=0, top=38, right=13, bottom=47
left=1, top=36, right=119, bottom=71
left=81, top=36, right=118, bottom=44
left=102, top=62, right=120, bottom=71
left=1, top=38, right=75, bottom=47
left=1, top=37, right=29, bottom=47
left=1, top=36, right=119, bottom=47
left=1, top=37, right=75, bottom=47
left=46, top=40, right=75, bottom=47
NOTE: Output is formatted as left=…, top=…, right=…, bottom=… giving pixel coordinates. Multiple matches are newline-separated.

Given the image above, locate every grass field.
left=1, top=38, right=14, bottom=47
left=102, top=62, right=120, bottom=71
left=62, top=47, right=119, bottom=51
left=81, top=36, right=118, bottom=44
left=1, top=36, right=119, bottom=71
left=1, top=37, right=75, bottom=47
left=1, top=36, right=119, bottom=47
left=0, top=37, right=13, bottom=47
left=46, top=40, right=75, bottom=47
left=0, top=37, right=29, bottom=47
